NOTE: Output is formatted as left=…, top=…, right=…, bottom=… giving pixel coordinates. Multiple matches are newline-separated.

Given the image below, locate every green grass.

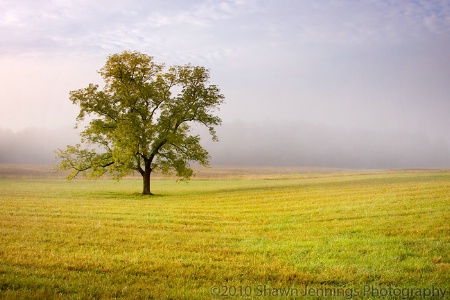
left=0, top=169, right=449, bottom=299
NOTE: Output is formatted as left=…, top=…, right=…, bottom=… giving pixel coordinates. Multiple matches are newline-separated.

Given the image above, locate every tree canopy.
left=56, top=51, right=224, bottom=194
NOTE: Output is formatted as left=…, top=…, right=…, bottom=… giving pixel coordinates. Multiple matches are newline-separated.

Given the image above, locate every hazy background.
left=1, top=0, right=450, bottom=168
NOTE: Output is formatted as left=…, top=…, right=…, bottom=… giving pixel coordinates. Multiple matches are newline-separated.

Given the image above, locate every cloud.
left=1, top=0, right=449, bottom=61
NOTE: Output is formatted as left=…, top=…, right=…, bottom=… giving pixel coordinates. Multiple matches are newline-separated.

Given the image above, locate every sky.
left=1, top=0, right=450, bottom=168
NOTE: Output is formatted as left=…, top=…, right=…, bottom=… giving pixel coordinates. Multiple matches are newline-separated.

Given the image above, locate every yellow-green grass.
left=0, top=170, right=449, bottom=299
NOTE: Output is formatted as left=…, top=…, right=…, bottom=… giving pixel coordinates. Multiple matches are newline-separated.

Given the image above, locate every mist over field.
left=1, top=122, right=449, bottom=169
left=0, top=127, right=78, bottom=164
left=205, top=121, right=450, bottom=169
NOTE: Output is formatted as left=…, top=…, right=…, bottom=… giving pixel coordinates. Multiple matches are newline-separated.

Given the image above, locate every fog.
left=205, top=121, right=450, bottom=169
left=1, top=122, right=449, bottom=169
left=0, top=127, right=80, bottom=164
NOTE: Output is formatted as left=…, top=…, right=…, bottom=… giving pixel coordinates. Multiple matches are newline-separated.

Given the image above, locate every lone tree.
left=56, top=51, right=224, bottom=195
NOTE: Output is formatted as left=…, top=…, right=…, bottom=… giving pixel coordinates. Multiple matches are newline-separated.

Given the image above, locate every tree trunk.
left=142, top=163, right=153, bottom=195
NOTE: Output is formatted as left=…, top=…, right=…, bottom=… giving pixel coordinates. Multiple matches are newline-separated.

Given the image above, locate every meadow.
left=0, top=166, right=449, bottom=299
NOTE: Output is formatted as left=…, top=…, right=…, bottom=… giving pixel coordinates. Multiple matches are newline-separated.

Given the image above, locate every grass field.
left=0, top=167, right=449, bottom=299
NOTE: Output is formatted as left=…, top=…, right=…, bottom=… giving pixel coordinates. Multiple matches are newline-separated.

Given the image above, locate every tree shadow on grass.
left=88, top=190, right=166, bottom=200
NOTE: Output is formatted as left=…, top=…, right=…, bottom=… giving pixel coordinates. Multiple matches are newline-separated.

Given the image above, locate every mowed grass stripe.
left=0, top=171, right=449, bottom=299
